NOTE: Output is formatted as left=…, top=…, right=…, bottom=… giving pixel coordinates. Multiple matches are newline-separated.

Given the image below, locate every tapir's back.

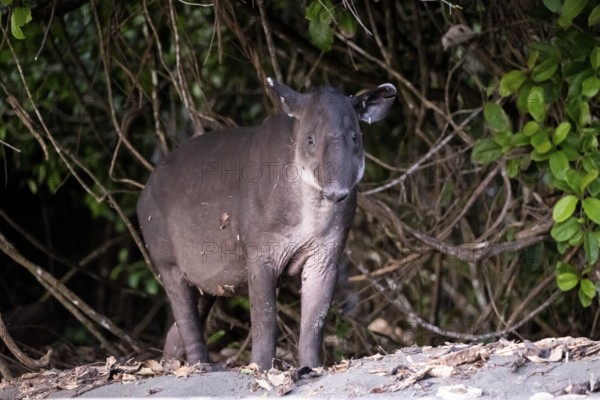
left=137, top=115, right=297, bottom=294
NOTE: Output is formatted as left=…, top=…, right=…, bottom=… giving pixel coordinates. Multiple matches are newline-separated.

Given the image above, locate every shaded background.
left=0, top=0, right=595, bottom=376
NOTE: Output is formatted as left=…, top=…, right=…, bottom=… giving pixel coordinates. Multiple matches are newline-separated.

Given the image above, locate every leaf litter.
left=0, top=356, right=210, bottom=399
left=370, top=336, right=600, bottom=394
left=2, top=337, right=600, bottom=398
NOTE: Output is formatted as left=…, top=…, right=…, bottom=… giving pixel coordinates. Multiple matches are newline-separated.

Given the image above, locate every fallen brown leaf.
left=138, top=359, right=164, bottom=376
left=440, top=344, right=489, bottom=366
left=173, top=365, right=196, bottom=378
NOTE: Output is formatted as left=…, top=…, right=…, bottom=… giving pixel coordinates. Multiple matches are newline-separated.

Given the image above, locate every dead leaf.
left=526, top=345, right=566, bottom=363
left=105, top=356, right=118, bottom=369
left=368, top=366, right=388, bottom=376
left=255, top=378, right=273, bottom=392
left=277, top=380, right=295, bottom=396
left=60, top=381, right=81, bottom=391
left=429, top=365, right=454, bottom=378
left=220, top=212, right=230, bottom=229
left=330, top=358, right=351, bottom=373
left=265, top=370, right=295, bottom=396
left=267, top=371, right=286, bottom=386
left=442, top=25, right=476, bottom=51
left=173, top=365, right=195, bottom=378
left=240, top=362, right=261, bottom=374
left=440, top=344, right=489, bottom=366
left=121, top=373, right=137, bottom=381
left=162, top=359, right=181, bottom=373
left=138, top=359, right=164, bottom=376
left=387, top=366, right=431, bottom=392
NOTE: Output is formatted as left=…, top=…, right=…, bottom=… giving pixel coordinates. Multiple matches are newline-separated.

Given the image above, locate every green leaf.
left=582, top=130, right=598, bottom=152
left=583, top=197, right=600, bottom=224
left=338, top=9, right=357, bottom=38
left=579, top=101, right=591, bottom=126
left=499, top=70, right=527, bottom=97
left=523, top=121, right=539, bottom=137
left=527, top=50, right=540, bottom=70
left=517, top=81, right=533, bottom=113
left=582, top=170, right=599, bottom=192
left=552, top=194, right=578, bottom=222
left=471, top=139, right=503, bottom=164
left=557, top=241, right=570, bottom=254
left=566, top=98, right=581, bottom=123
left=582, top=156, right=598, bottom=172
left=308, top=19, right=334, bottom=51
left=569, top=229, right=584, bottom=246
left=484, top=103, right=511, bottom=132
left=589, top=5, right=600, bottom=26
left=567, top=68, right=594, bottom=98
left=565, top=169, right=583, bottom=194
left=526, top=86, right=546, bottom=122
left=493, top=131, right=512, bottom=147
left=128, top=271, right=142, bottom=289
left=579, top=278, right=596, bottom=307
left=551, top=216, right=580, bottom=242
left=581, top=76, right=600, bottom=97
left=531, top=42, right=561, bottom=61
left=584, top=231, right=599, bottom=264
left=588, top=179, right=600, bottom=197
left=507, top=159, right=520, bottom=178
left=591, top=47, right=600, bottom=69
left=556, top=261, right=579, bottom=291
left=553, top=121, right=571, bottom=145
left=305, top=0, right=323, bottom=21
left=544, top=0, right=562, bottom=12
left=1, top=0, right=13, bottom=5
left=531, top=150, right=550, bottom=162
left=145, top=278, right=160, bottom=295
left=532, top=59, right=559, bottom=82
left=511, top=133, right=530, bottom=147
left=531, top=130, right=552, bottom=154
left=562, top=145, right=579, bottom=161
left=558, top=0, right=589, bottom=28
left=549, top=151, right=570, bottom=180
left=207, top=330, right=225, bottom=345
left=10, top=6, right=32, bottom=39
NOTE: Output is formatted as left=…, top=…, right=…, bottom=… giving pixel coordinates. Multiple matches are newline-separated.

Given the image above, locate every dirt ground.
left=1, top=337, right=600, bottom=399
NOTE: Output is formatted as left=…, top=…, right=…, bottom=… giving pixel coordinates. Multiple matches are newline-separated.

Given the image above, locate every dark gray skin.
left=137, top=79, right=396, bottom=370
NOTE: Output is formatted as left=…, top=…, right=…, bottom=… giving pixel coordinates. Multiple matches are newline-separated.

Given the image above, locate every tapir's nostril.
left=324, top=189, right=349, bottom=203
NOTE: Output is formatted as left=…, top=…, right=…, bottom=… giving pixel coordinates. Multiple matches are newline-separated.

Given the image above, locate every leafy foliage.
left=474, top=0, right=600, bottom=307
left=305, top=0, right=357, bottom=51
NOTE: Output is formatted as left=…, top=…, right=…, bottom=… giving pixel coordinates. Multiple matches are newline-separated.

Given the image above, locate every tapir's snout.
left=323, top=188, right=349, bottom=203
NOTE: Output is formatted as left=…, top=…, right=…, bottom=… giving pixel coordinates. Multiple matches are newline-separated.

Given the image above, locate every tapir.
left=137, top=79, right=396, bottom=369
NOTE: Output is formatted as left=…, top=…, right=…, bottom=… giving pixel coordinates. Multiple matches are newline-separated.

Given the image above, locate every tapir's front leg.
left=298, top=262, right=337, bottom=367
left=248, top=261, right=278, bottom=370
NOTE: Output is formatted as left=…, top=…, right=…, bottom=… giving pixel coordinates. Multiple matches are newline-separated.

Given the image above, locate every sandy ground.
left=1, top=337, right=600, bottom=399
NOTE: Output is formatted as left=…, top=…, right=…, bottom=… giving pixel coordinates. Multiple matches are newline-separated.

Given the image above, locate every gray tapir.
left=137, top=79, right=396, bottom=369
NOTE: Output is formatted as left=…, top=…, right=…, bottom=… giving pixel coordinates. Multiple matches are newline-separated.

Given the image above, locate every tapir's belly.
left=167, top=206, right=250, bottom=296
left=164, top=206, right=319, bottom=296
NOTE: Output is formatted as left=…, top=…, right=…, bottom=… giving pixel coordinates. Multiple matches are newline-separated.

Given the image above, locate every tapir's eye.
left=308, top=136, right=315, bottom=145
left=351, top=132, right=358, bottom=143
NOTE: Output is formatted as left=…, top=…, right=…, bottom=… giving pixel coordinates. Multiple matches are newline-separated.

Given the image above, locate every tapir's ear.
left=353, top=83, right=397, bottom=124
left=267, top=78, right=309, bottom=118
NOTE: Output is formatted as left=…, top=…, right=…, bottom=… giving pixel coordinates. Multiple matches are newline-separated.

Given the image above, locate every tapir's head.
left=268, top=78, right=397, bottom=203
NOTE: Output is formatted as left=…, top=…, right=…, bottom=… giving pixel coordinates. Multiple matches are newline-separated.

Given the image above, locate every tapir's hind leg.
left=164, top=295, right=216, bottom=361
left=159, top=266, right=214, bottom=364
